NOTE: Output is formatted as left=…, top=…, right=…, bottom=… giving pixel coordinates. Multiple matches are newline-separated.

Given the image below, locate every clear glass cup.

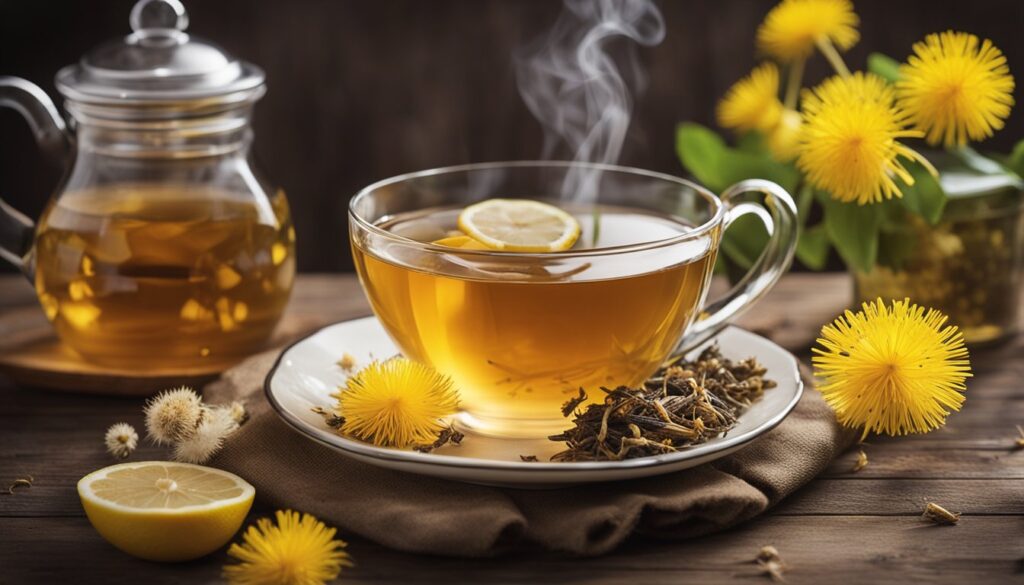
left=350, top=161, right=798, bottom=437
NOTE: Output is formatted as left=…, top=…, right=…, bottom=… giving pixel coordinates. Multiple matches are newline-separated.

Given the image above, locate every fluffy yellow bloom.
left=797, top=73, right=932, bottom=204
left=224, top=510, right=353, bottom=585
left=813, top=298, right=971, bottom=438
left=768, top=108, right=803, bottom=162
left=896, top=31, right=1015, bottom=148
left=756, top=0, right=859, bottom=62
left=717, top=63, right=784, bottom=133
left=334, top=358, right=460, bottom=448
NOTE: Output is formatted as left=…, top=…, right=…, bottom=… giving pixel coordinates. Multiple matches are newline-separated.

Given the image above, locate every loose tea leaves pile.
left=549, top=345, right=776, bottom=462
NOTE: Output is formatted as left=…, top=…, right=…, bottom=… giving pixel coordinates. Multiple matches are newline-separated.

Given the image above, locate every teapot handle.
left=0, top=76, right=72, bottom=274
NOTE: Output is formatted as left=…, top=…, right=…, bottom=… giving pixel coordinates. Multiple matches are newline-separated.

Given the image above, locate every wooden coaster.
left=0, top=304, right=327, bottom=396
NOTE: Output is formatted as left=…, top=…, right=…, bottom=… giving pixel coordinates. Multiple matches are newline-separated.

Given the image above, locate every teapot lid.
left=55, top=0, right=264, bottom=104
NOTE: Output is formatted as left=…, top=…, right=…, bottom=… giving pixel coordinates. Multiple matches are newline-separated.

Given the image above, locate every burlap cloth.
left=206, top=350, right=854, bottom=557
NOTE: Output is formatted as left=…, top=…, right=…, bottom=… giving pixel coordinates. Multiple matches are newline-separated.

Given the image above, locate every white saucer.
left=264, top=317, right=803, bottom=488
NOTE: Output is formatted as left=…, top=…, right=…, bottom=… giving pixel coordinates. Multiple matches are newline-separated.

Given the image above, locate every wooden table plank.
left=1, top=273, right=1021, bottom=584
left=3, top=516, right=1022, bottom=585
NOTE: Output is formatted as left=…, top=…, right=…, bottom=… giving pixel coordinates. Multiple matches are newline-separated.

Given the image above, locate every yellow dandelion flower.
left=756, top=0, right=859, bottom=62
left=223, top=510, right=353, bottom=585
left=768, top=108, right=803, bottom=162
left=334, top=358, right=460, bottom=448
left=797, top=73, right=933, bottom=204
left=813, top=298, right=971, bottom=438
left=717, top=63, right=784, bottom=133
left=896, top=31, right=1015, bottom=148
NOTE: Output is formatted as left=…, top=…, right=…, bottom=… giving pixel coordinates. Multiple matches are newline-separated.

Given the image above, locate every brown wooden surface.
left=2, top=273, right=1023, bottom=584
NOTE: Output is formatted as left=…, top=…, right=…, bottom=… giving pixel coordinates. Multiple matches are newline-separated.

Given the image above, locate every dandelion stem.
left=817, top=37, right=851, bottom=77
left=783, top=58, right=805, bottom=110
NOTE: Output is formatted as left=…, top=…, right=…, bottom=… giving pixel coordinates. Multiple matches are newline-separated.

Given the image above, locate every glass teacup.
left=350, top=162, right=797, bottom=437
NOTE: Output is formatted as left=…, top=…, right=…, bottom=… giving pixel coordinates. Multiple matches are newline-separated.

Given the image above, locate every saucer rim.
left=264, top=317, right=804, bottom=473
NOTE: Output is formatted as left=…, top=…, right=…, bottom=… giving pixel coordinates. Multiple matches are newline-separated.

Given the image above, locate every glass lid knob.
left=128, top=0, right=189, bottom=46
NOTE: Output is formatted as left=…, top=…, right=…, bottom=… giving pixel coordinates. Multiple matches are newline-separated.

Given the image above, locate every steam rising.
left=516, top=0, right=665, bottom=201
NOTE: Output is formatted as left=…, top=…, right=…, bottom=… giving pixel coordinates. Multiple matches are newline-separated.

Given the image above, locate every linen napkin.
left=206, top=348, right=854, bottom=557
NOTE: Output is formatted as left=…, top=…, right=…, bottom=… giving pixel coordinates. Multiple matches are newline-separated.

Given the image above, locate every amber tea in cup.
left=350, top=162, right=797, bottom=437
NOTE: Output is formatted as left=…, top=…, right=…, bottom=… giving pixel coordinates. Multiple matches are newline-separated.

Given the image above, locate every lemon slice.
left=432, top=234, right=491, bottom=250
left=78, top=461, right=255, bottom=562
left=457, top=199, right=580, bottom=252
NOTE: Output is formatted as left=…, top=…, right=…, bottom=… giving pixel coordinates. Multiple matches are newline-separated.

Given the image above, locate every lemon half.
left=78, top=461, right=254, bottom=562
left=457, top=199, right=580, bottom=252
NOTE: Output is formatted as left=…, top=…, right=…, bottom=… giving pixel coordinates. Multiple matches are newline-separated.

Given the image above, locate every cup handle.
left=675, top=179, right=799, bottom=354
left=0, top=77, right=72, bottom=275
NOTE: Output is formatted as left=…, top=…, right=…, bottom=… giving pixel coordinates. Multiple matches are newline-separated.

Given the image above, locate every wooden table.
left=2, top=274, right=1022, bottom=584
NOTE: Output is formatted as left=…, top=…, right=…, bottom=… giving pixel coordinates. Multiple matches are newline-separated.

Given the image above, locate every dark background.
left=1, top=0, right=1022, bottom=273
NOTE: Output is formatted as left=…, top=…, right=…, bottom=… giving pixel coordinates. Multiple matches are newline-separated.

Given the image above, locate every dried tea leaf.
left=311, top=406, right=346, bottom=430
left=758, top=558, right=787, bottom=582
left=336, top=352, right=358, bottom=371
left=922, top=502, right=960, bottom=525
left=2, top=476, right=33, bottom=496
left=560, top=388, right=588, bottom=418
left=851, top=448, right=868, bottom=472
left=755, top=545, right=787, bottom=582
left=549, top=346, right=775, bottom=461
left=414, top=426, right=465, bottom=453
left=757, top=545, right=781, bottom=563
left=520, top=455, right=539, bottom=462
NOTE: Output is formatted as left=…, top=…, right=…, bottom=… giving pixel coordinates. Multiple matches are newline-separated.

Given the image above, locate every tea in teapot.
left=0, top=0, right=295, bottom=369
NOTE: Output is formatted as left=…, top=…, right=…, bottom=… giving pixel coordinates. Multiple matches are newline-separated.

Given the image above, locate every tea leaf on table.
left=922, top=502, right=960, bottom=525
left=867, top=52, right=901, bottom=83
left=818, top=191, right=883, bottom=272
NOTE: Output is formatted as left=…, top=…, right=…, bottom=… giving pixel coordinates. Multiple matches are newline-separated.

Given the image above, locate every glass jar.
left=0, top=0, right=295, bottom=369
left=854, top=162, right=1023, bottom=345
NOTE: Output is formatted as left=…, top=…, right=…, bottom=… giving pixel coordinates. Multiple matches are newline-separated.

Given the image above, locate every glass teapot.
left=0, top=0, right=295, bottom=370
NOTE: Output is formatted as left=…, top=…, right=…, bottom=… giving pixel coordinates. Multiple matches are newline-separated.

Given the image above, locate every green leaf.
left=819, top=192, right=884, bottom=272
left=796, top=224, right=830, bottom=270
left=719, top=213, right=770, bottom=272
left=868, top=52, right=902, bottom=83
left=796, top=183, right=814, bottom=223
left=897, top=161, right=946, bottom=224
left=675, top=123, right=800, bottom=194
left=1008, top=139, right=1024, bottom=177
left=735, top=131, right=769, bottom=155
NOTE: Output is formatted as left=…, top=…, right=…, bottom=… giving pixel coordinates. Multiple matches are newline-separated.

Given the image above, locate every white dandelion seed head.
left=104, top=422, right=139, bottom=459
left=144, top=386, right=204, bottom=445
left=172, top=407, right=239, bottom=464
left=227, top=401, right=248, bottom=425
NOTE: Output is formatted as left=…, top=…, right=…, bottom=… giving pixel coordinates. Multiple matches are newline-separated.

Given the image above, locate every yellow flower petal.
left=797, top=73, right=928, bottom=204
left=756, top=0, right=859, bottom=62
left=717, top=63, right=784, bottom=133
left=334, top=358, right=460, bottom=448
left=896, top=31, right=1015, bottom=148
left=224, top=510, right=353, bottom=585
left=812, top=298, right=971, bottom=438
